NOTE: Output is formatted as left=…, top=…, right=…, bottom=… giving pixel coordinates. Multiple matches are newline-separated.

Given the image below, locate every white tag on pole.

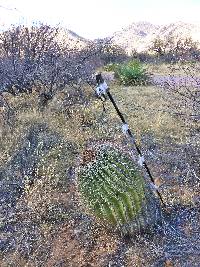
left=150, top=182, right=159, bottom=191
left=99, top=81, right=108, bottom=93
left=138, top=155, right=145, bottom=166
left=95, top=86, right=101, bottom=96
left=122, top=123, right=129, bottom=135
left=95, top=81, right=108, bottom=96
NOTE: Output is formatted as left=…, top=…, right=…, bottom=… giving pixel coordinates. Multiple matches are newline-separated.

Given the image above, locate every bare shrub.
left=154, top=61, right=200, bottom=185
left=163, top=62, right=200, bottom=121
left=150, top=36, right=200, bottom=62
left=0, top=24, right=107, bottom=96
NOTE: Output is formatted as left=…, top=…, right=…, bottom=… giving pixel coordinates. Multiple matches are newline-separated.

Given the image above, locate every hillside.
left=0, top=5, right=89, bottom=51
left=110, top=21, right=200, bottom=53
left=1, top=19, right=200, bottom=53
left=56, top=28, right=90, bottom=50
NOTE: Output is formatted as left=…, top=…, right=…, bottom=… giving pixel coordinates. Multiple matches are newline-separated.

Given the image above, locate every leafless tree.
left=0, top=24, right=126, bottom=100
left=163, top=62, right=200, bottom=122
left=150, top=36, right=200, bottom=62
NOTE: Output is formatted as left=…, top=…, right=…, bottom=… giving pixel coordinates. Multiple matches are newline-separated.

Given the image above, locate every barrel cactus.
left=78, top=144, right=161, bottom=234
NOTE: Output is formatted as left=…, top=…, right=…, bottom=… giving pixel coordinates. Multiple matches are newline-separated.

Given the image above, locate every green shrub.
left=78, top=144, right=161, bottom=234
left=115, top=60, right=151, bottom=86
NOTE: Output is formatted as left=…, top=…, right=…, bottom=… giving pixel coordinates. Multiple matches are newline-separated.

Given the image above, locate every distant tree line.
left=150, top=36, right=200, bottom=62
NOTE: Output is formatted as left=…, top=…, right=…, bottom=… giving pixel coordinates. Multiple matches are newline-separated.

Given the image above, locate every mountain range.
left=63, top=21, right=200, bottom=53
left=110, top=21, right=200, bottom=53
left=1, top=19, right=200, bottom=53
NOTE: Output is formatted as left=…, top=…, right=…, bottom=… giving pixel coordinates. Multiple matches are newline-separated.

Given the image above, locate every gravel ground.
left=152, top=75, right=200, bottom=87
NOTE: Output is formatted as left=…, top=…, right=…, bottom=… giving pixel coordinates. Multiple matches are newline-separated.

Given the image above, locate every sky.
left=0, top=0, right=200, bottom=39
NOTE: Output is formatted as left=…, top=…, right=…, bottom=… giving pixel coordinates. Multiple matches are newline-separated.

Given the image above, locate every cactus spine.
left=78, top=145, right=147, bottom=227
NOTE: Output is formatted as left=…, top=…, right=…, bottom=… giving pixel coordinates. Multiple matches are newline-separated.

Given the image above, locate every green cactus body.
left=78, top=144, right=161, bottom=232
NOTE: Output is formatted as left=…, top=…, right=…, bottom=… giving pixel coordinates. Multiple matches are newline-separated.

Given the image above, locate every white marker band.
left=150, top=182, right=159, bottom=191
left=96, top=81, right=108, bottom=96
left=122, top=123, right=129, bottom=134
left=138, top=155, right=145, bottom=166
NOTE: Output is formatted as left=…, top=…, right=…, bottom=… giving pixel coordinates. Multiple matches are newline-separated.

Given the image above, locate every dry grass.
left=107, top=84, right=188, bottom=142
left=0, top=70, right=199, bottom=266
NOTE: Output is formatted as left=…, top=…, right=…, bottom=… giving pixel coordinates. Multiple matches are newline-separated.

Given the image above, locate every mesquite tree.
left=151, top=36, right=200, bottom=62
left=0, top=24, right=119, bottom=98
